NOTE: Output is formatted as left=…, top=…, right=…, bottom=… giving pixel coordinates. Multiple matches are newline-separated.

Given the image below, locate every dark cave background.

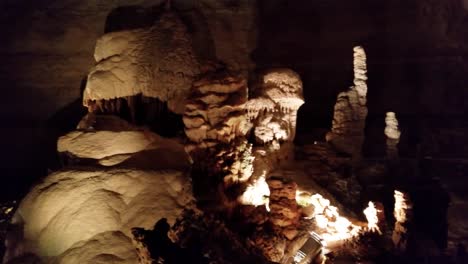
left=0, top=1, right=467, bottom=248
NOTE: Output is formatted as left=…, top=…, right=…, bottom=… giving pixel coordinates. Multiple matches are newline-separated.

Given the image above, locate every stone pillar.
left=326, top=46, right=368, bottom=160
left=266, top=177, right=300, bottom=238
left=392, top=190, right=413, bottom=252
left=385, top=112, right=401, bottom=159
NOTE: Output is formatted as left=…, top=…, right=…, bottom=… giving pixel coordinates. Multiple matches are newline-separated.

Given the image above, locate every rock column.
left=326, top=46, right=368, bottom=160
left=385, top=112, right=401, bottom=159
left=392, top=190, right=413, bottom=252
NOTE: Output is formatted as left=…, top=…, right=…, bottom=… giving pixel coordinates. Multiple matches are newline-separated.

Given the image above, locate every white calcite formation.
left=83, top=10, right=200, bottom=115
left=392, top=190, right=413, bottom=252
left=3, top=169, right=193, bottom=263
left=58, top=130, right=155, bottom=160
left=246, top=69, right=304, bottom=145
left=58, top=117, right=190, bottom=169
left=384, top=112, right=401, bottom=159
left=183, top=72, right=250, bottom=154
left=239, top=69, right=304, bottom=207
left=326, top=46, right=368, bottom=159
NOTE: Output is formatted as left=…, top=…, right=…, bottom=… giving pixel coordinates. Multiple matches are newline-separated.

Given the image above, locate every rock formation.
left=246, top=68, right=304, bottom=146
left=3, top=169, right=193, bottom=263
left=267, top=177, right=300, bottom=238
left=183, top=72, right=250, bottom=153
left=82, top=10, right=201, bottom=118
left=384, top=112, right=401, bottom=159
left=182, top=71, right=254, bottom=200
left=326, top=46, right=368, bottom=159
left=392, top=190, right=413, bottom=252
left=60, top=116, right=191, bottom=168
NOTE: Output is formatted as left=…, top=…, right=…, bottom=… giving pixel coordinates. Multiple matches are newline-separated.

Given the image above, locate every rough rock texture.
left=0, top=1, right=259, bottom=199
left=295, top=143, right=362, bottom=209
left=384, top=112, right=401, bottom=159
left=239, top=69, right=304, bottom=207
left=267, top=177, right=300, bottom=230
left=53, top=231, right=139, bottom=264
left=247, top=69, right=304, bottom=145
left=183, top=72, right=250, bottom=153
left=252, top=231, right=286, bottom=263
left=197, top=0, right=257, bottom=75
left=83, top=10, right=201, bottom=114
left=246, top=177, right=301, bottom=263
left=170, top=209, right=271, bottom=264
left=3, top=169, right=192, bottom=263
left=326, top=46, right=368, bottom=159
left=392, top=190, right=413, bottom=253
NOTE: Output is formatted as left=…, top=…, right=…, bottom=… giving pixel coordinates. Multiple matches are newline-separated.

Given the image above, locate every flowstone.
left=83, top=10, right=201, bottom=117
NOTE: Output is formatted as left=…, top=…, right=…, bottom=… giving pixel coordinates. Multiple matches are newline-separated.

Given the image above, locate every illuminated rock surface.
left=326, top=46, right=368, bottom=159
left=384, top=112, right=401, bottom=159
left=247, top=68, right=304, bottom=145
left=83, top=10, right=200, bottom=114
left=1, top=1, right=468, bottom=263
left=4, top=169, right=192, bottom=263
left=183, top=72, right=249, bottom=153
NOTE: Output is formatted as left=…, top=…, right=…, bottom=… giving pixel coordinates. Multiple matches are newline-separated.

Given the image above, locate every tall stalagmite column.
left=392, top=190, right=413, bottom=253
left=385, top=112, right=401, bottom=159
left=326, top=46, right=368, bottom=160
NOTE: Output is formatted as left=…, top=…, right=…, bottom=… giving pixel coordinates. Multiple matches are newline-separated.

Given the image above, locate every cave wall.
left=0, top=0, right=256, bottom=199
left=0, top=0, right=467, bottom=199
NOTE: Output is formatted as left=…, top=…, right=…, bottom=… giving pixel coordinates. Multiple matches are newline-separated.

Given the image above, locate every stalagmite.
left=326, top=46, right=368, bottom=160
left=392, top=190, right=413, bottom=252
left=363, top=201, right=382, bottom=234
left=385, top=112, right=401, bottom=159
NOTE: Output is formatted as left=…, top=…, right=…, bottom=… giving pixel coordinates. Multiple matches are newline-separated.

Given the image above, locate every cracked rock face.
left=83, top=11, right=201, bottom=115
left=326, top=46, right=368, bottom=159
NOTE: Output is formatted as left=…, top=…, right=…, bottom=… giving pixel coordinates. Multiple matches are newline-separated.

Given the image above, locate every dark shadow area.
left=252, top=0, right=468, bottom=161
left=104, top=4, right=166, bottom=33
left=132, top=218, right=210, bottom=264
left=0, top=76, right=87, bottom=203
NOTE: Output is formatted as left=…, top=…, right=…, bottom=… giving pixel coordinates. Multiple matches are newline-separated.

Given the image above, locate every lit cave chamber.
left=1, top=1, right=467, bottom=264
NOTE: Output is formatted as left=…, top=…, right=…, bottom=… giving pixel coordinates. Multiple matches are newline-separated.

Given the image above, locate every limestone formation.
left=246, top=68, right=304, bottom=145
left=252, top=231, right=286, bottom=263
left=326, top=46, right=368, bottom=159
left=83, top=10, right=201, bottom=115
left=59, top=118, right=190, bottom=168
left=267, top=177, right=300, bottom=234
left=239, top=69, right=304, bottom=208
left=385, top=112, right=401, bottom=159
left=3, top=169, right=193, bottom=263
left=392, top=190, right=413, bottom=252
left=183, top=72, right=250, bottom=154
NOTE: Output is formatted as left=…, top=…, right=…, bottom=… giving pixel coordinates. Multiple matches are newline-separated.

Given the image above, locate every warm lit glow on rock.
left=363, top=201, right=382, bottom=234
left=394, top=190, right=409, bottom=223
left=239, top=171, right=270, bottom=207
left=296, top=191, right=361, bottom=245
